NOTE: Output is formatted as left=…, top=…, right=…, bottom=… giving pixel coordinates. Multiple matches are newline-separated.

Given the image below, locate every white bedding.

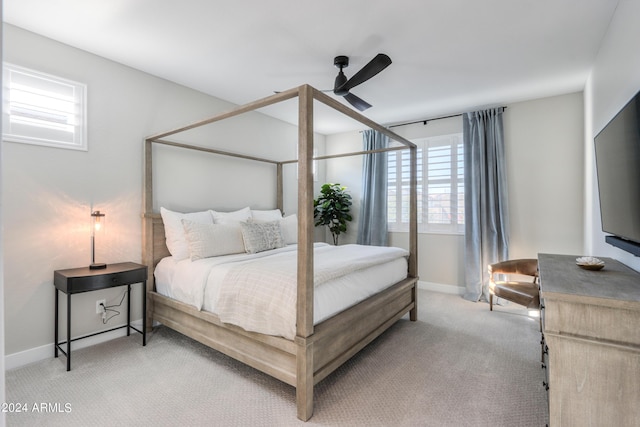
left=154, top=243, right=409, bottom=339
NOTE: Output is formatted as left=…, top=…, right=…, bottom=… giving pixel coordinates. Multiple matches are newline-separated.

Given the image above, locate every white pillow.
left=240, top=221, right=285, bottom=254
left=210, top=207, right=251, bottom=224
left=181, top=220, right=245, bottom=260
left=251, top=209, right=283, bottom=221
left=160, top=207, right=213, bottom=261
left=280, top=214, right=298, bottom=245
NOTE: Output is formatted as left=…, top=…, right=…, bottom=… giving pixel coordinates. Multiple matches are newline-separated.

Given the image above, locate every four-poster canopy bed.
left=142, top=84, right=418, bottom=421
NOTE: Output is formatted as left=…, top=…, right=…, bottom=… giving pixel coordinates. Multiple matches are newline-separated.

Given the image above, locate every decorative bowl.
left=576, top=256, right=605, bottom=271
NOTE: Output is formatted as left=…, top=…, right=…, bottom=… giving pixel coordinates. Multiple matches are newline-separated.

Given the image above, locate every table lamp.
left=90, top=210, right=107, bottom=269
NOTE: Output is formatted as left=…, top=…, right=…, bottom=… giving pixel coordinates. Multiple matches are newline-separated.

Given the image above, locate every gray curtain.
left=463, top=108, right=509, bottom=302
left=358, top=129, right=389, bottom=246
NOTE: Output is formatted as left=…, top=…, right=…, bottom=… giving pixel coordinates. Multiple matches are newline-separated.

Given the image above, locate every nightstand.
left=53, top=262, right=147, bottom=371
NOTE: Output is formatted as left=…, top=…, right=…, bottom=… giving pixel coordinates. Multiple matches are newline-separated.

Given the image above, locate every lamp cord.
left=102, top=291, right=128, bottom=324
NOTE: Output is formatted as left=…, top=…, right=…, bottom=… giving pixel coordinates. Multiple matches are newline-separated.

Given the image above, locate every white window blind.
left=388, top=133, right=464, bottom=234
left=2, top=63, right=87, bottom=151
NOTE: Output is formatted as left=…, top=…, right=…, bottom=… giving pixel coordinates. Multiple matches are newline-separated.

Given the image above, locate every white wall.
left=1, top=3, right=6, bottom=424
left=2, top=25, right=315, bottom=362
left=324, top=93, right=584, bottom=292
left=504, top=92, right=585, bottom=258
left=584, top=0, right=640, bottom=272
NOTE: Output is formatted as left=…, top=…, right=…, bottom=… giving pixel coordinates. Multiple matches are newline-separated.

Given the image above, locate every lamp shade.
left=90, top=210, right=107, bottom=269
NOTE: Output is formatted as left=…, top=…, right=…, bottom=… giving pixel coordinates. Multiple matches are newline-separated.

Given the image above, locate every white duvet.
left=155, top=243, right=409, bottom=339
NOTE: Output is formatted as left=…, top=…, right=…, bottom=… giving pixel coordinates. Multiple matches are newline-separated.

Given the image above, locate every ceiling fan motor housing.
left=333, top=56, right=350, bottom=95
left=334, top=73, right=348, bottom=95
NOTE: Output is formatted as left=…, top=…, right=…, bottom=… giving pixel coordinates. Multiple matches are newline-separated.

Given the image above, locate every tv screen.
left=594, top=90, right=640, bottom=249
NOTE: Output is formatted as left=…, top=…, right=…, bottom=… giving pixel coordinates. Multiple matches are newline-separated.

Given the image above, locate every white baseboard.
left=418, top=280, right=465, bottom=295
left=5, top=320, right=143, bottom=371
left=5, top=284, right=462, bottom=371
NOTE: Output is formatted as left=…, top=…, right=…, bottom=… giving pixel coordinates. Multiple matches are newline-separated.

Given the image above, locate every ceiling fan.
left=330, top=53, right=392, bottom=111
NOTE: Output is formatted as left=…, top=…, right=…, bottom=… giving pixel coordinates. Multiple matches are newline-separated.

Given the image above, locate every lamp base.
left=90, top=263, right=107, bottom=270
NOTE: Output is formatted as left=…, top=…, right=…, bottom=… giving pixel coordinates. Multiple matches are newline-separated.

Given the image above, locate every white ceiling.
left=4, top=0, right=619, bottom=134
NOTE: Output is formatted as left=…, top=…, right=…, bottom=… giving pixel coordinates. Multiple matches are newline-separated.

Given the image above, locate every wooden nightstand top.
left=54, top=262, right=147, bottom=294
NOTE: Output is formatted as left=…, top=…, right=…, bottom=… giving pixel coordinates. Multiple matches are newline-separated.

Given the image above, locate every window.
left=3, top=63, right=87, bottom=150
left=388, top=133, right=464, bottom=234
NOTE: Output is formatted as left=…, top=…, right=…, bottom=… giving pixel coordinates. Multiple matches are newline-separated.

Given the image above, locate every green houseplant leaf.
left=313, top=183, right=353, bottom=245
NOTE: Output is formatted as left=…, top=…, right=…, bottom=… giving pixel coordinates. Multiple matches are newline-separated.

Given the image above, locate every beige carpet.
left=6, top=290, right=549, bottom=426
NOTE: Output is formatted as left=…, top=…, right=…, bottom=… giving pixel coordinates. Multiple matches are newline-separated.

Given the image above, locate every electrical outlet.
left=96, top=299, right=106, bottom=314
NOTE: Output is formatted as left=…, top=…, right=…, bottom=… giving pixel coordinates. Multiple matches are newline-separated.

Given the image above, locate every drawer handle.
left=112, top=278, right=120, bottom=283
left=543, top=381, right=549, bottom=391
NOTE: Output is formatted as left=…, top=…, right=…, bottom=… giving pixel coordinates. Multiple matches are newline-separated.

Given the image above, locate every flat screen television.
left=594, top=90, right=640, bottom=256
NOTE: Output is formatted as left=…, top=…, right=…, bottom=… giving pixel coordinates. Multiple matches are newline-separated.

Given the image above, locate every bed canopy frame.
left=142, top=85, right=418, bottom=420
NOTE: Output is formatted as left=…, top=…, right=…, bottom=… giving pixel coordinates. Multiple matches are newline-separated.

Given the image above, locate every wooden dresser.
left=538, top=253, right=640, bottom=427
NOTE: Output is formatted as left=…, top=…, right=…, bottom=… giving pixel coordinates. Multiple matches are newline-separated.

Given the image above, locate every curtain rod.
left=387, top=106, right=507, bottom=129
left=388, top=113, right=462, bottom=128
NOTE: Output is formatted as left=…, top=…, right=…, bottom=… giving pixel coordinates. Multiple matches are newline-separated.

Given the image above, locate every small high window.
left=3, top=63, right=87, bottom=151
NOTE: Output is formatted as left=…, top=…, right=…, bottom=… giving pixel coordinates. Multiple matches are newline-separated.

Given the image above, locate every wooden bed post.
left=409, top=144, right=418, bottom=321
left=142, top=138, right=155, bottom=332
left=296, top=84, right=315, bottom=421
left=276, top=162, right=284, bottom=214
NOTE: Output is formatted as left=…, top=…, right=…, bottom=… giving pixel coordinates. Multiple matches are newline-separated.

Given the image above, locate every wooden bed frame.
left=142, top=85, right=418, bottom=421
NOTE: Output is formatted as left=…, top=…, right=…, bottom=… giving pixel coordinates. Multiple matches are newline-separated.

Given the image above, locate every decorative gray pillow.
left=181, top=220, right=245, bottom=260
left=240, top=220, right=285, bottom=254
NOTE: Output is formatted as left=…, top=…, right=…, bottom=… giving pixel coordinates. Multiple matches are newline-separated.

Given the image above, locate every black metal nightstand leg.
left=127, top=284, right=131, bottom=336
left=54, top=289, right=58, bottom=358
left=66, top=293, right=71, bottom=371
left=143, top=280, right=147, bottom=346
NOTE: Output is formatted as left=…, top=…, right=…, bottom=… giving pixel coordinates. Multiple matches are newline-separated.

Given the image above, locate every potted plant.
left=313, top=183, right=353, bottom=245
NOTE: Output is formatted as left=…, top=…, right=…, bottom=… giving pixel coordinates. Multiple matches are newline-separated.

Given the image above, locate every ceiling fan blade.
left=340, top=53, right=392, bottom=92
left=343, top=92, right=372, bottom=111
